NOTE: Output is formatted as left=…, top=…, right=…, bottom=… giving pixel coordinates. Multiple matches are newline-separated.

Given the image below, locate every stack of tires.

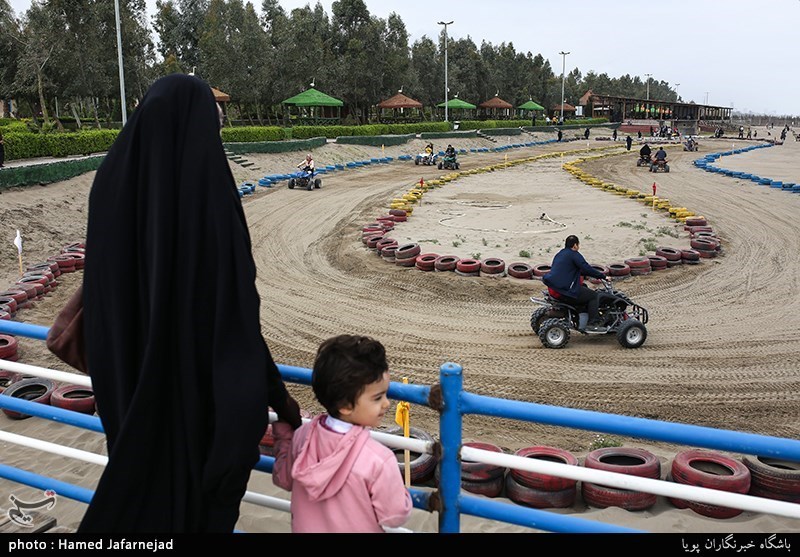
left=457, top=442, right=506, bottom=497
left=742, top=455, right=800, bottom=503
left=415, top=254, right=438, bottom=272
left=646, top=254, right=668, bottom=271
left=480, top=258, right=506, bottom=279
left=434, top=255, right=459, bottom=272
left=681, top=249, right=701, bottom=265
left=668, top=449, right=750, bottom=518
left=386, top=426, right=436, bottom=485
left=581, top=447, right=661, bottom=511
left=506, top=446, right=579, bottom=508
left=624, top=257, right=651, bottom=276
left=655, top=247, right=683, bottom=268
left=607, top=263, right=631, bottom=278
left=0, top=334, right=19, bottom=362
left=394, top=243, right=421, bottom=268
left=455, top=259, right=480, bottom=277
left=0, top=377, right=96, bottom=419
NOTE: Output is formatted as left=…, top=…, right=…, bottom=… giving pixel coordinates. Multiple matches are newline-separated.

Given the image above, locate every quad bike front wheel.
left=314, top=178, right=321, bottom=189
left=617, top=319, right=647, bottom=348
left=539, top=318, right=571, bottom=349
left=288, top=178, right=296, bottom=189
left=306, top=180, right=313, bottom=191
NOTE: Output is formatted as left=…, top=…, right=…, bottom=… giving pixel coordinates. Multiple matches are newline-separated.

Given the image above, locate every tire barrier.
left=742, top=455, right=800, bottom=503
left=16, top=277, right=46, bottom=298
left=608, top=263, right=631, bottom=277
left=50, top=384, right=96, bottom=415
left=381, top=245, right=399, bottom=262
left=455, top=259, right=481, bottom=274
left=581, top=447, right=660, bottom=511
left=395, top=243, right=421, bottom=261
left=415, top=254, right=438, bottom=272
left=12, top=283, right=40, bottom=302
left=668, top=449, right=751, bottom=518
left=505, top=473, right=577, bottom=509
left=434, top=255, right=460, bottom=272
left=647, top=255, right=668, bottom=270
left=0, top=334, right=19, bottom=360
left=1, top=378, right=56, bottom=420
left=512, top=446, right=579, bottom=491
left=623, top=257, right=651, bottom=277
left=588, top=264, right=610, bottom=284
left=480, top=258, right=506, bottom=278
left=375, top=238, right=397, bottom=254
left=685, top=217, right=708, bottom=227
left=386, top=426, right=437, bottom=485
left=433, top=441, right=507, bottom=498
left=655, top=247, right=682, bottom=261
left=532, top=264, right=551, bottom=278
left=366, top=235, right=384, bottom=249
left=0, top=297, right=18, bottom=317
left=396, top=256, right=417, bottom=268
left=507, top=263, right=534, bottom=279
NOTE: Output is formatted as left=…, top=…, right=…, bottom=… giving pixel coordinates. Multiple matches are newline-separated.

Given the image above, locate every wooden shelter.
left=281, top=87, right=344, bottom=125
left=552, top=102, right=576, bottom=119
left=478, top=94, right=514, bottom=120
left=376, top=91, right=424, bottom=123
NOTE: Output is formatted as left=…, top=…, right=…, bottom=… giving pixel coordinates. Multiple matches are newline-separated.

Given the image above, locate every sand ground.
left=1, top=127, right=799, bottom=533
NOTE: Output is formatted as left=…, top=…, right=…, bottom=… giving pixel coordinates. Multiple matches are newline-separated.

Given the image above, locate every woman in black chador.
left=79, top=74, right=301, bottom=532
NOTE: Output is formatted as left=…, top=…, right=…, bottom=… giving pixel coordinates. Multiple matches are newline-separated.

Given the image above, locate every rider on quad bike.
left=541, top=235, right=607, bottom=333
left=650, top=146, right=669, bottom=172
left=637, top=143, right=652, bottom=167
left=288, top=153, right=321, bottom=190
left=438, top=144, right=459, bottom=170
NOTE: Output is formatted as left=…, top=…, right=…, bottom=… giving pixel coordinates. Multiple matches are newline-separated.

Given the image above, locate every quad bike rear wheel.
left=617, top=319, right=647, bottom=348
left=288, top=178, right=296, bottom=189
left=530, top=307, right=548, bottom=335
left=314, top=178, right=321, bottom=189
left=306, top=180, right=313, bottom=191
left=539, top=318, right=570, bottom=349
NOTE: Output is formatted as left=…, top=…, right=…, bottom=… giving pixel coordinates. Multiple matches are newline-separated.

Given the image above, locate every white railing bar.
left=0, top=359, right=92, bottom=387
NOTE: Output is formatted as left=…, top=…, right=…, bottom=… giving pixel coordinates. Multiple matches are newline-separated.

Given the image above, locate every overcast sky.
left=8, top=0, right=799, bottom=115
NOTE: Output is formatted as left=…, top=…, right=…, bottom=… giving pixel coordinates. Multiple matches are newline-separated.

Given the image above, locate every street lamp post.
left=644, top=73, right=652, bottom=101
left=438, top=20, right=454, bottom=122
left=114, top=0, right=127, bottom=126
left=705, top=92, right=710, bottom=105
left=675, top=83, right=680, bottom=101
left=559, top=51, right=569, bottom=124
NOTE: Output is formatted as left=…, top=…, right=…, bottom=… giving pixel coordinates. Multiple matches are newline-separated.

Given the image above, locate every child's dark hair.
left=312, top=335, right=388, bottom=418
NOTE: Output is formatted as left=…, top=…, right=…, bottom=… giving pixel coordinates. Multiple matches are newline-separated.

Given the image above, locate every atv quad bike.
left=438, top=153, right=460, bottom=170
left=650, top=158, right=670, bottom=173
left=415, top=152, right=439, bottom=166
left=530, top=279, right=648, bottom=349
left=288, top=168, right=322, bottom=191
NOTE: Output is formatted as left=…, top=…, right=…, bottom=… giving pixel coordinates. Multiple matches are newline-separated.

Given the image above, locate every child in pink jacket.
left=272, top=334, right=413, bottom=533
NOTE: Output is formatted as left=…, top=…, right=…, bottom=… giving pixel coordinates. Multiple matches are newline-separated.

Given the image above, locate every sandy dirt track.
left=1, top=129, right=799, bottom=532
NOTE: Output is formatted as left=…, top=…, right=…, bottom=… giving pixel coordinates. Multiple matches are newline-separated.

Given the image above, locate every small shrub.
left=588, top=434, right=622, bottom=451
left=482, top=238, right=488, bottom=246
left=471, top=252, right=481, bottom=260
left=616, top=221, right=633, bottom=228
left=452, top=240, right=461, bottom=247
left=519, top=250, right=531, bottom=258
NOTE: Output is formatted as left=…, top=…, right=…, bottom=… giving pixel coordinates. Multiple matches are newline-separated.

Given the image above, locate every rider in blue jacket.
left=543, top=235, right=607, bottom=332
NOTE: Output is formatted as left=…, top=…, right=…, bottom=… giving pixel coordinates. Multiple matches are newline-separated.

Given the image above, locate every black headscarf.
left=80, top=74, right=289, bottom=532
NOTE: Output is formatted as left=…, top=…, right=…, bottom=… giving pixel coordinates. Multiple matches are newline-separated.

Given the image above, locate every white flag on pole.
left=13, top=230, right=22, bottom=255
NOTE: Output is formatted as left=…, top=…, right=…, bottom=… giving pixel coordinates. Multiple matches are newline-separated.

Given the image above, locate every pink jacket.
left=272, top=415, right=412, bottom=533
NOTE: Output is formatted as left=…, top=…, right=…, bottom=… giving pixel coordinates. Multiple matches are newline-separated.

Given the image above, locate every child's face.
left=339, top=371, right=391, bottom=428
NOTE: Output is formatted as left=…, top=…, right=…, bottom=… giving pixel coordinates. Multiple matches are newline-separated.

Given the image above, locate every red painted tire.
left=1, top=378, right=56, bottom=419
left=507, top=263, right=534, bottom=279
left=434, top=255, right=460, bottom=272
left=388, top=209, right=407, bottom=217
left=456, top=259, right=481, bottom=274
left=68, top=253, right=85, bottom=269
left=480, top=258, right=506, bottom=274
left=366, top=234, right=384, bottom=249
left=647, top=255, right=668, bottom=269
left=362, top=222, right=383, bottom=232
left=0, top=297, right=18, bottom=315
left=532, top=264, right=551, bottom=278
left=462, top=475, right=504, bottom=498
left=584, top=447, right=661, bottom=479
left=0, top=311, right=9, bottom=321
left=691, top=237, right=718, bottom=251
left=681, top=249, right=701, bottom=261
left=16, top=279, right=45, bottom=298
left=668, top=449, right=750, bottom=516
left=685, top=217, right=708, bottom=227
left=581, top=481, right=657, bottom=511
left=380, top=222, right=395, bottom=232
left=454, top=269, right=480, bottom=277
left=415, top=253, right=438, bottom=271
left=385, top=426, right=436, bottom=485
left=0, top=334, right=18, bottom=359
left=395, top=243, right=421, bottom=260
left=376, top=238, right=397, bottom=252
left=697, top=249, right=717, bottom=259
left=50, top=254, right=78, bottom=270
left=395, top=256, right=417, bottom=267
left=381, top=245, right=399, bottom=259
left=11, top=283, right=39, bottom=301
left=685, top=225, right=713, bottom=233
left=461, top=442, right=506, bottom=481
left=393, top=215, right=407, bottom=222
left=511, top=446, right=579, bottom=491
left=50, top=384, right=96, bottom=415
left=588, top=264, right=610, bottom=284
left=0, top=290, right=28, bottom=307
left=0, top=370, right=22, bottom=393
left=630, top=268, right=651, bottom=276
left=742, top=455, right=800, bottom=499
left=624, top=257, right=651, bottom=269
left=655, top=247, right=682, bottom=261
left=608, top=263, right=631, bottom=277
left=505, top=474, right=576, bottom=509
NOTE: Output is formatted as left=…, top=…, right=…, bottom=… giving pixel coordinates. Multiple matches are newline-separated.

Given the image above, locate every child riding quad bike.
left=288, top=168, right=321, bottom=191
left=683, top=137, right=699, bottom=152
left=438, top=152, right=459, bottom=170
left=529, top=278, right=648, bottom=349
left=415, top=142, right=438, bottom=166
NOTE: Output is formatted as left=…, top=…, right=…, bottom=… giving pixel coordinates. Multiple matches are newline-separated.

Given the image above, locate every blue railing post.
left=438, top=362, right=463, bottom=533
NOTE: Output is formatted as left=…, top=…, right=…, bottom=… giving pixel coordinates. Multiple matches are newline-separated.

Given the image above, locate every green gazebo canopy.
left=282, top=87, right=343, bottom=107
left=518, top=100, right=546, bottom=111
left=436, top=98, right=477, bottom=109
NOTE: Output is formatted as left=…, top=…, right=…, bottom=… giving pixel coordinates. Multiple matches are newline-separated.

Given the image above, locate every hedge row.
left=2, top=129, right=119, bottom=160
left=479, top=128, right=523, bottom=136
left=0, top=155, right=105, bottom=190
left=223, top=136, right=327, bottom=155
left=419, top=130, right=478, bottom=139
left=335, top=134, right=415, bottom=147
left=220, top=126, right=287, bottom=143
